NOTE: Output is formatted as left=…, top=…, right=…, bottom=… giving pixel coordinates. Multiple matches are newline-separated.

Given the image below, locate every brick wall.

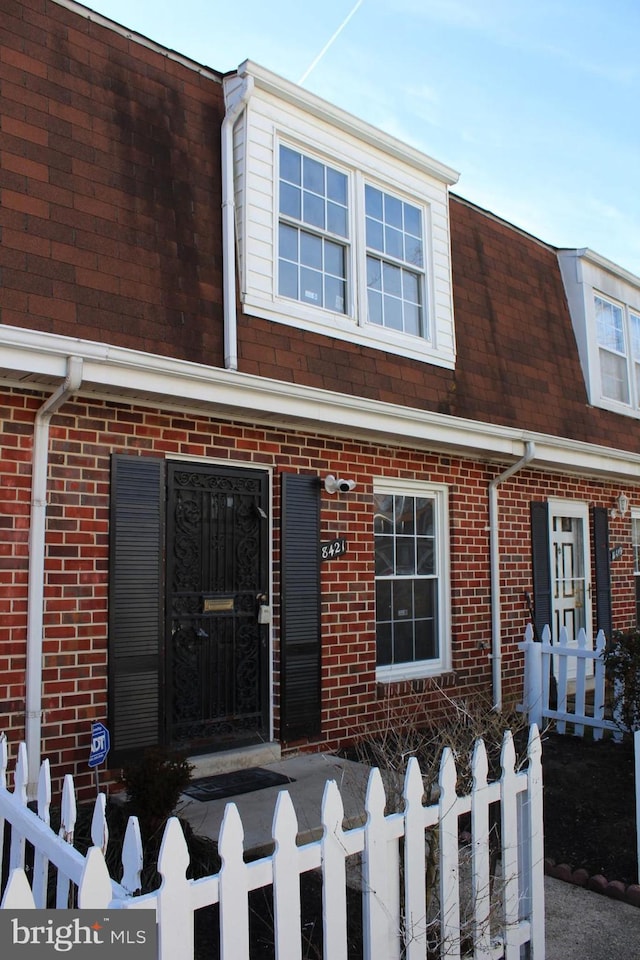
left=1, top=384, right=637, bottom=795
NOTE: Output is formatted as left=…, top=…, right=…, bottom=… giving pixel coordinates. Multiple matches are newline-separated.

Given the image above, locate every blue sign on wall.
left=89, top=721, right=110, bottom=768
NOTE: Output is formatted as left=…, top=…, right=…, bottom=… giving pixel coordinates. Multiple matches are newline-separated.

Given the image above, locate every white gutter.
left=221, top=75, right=254, bottom=370
left=489, top=441, right=536, bottom=711
left=26, top=356, right=83, bottom=797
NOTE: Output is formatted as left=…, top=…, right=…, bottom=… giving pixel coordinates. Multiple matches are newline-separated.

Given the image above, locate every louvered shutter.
left=530, top=501, right=551, bottom=640
left=108, top=455, right=164, bottom=761
left=592, top=506, right=612, bottom=641
left=280, top=473, right=321, bottom=740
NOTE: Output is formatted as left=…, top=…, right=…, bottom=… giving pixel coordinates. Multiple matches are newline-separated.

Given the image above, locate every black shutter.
left=530, top=501, right=551, bottom=640
left=280, top=473, right=321, bottom=740
left=592, top=506, right=612, bottom=641
left=108, top=455, right=165, bottom=761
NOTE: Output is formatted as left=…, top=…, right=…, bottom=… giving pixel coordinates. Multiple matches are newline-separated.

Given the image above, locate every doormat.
left=183, top=767, right=295, bottom=802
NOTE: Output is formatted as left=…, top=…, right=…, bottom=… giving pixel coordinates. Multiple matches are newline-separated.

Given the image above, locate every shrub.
left=120, top=747, right=194, bottom=836
left=604, top=629, right=640, bottom=732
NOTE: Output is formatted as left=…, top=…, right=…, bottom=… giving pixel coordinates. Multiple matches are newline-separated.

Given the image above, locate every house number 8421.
left=320, top=538, right=348, bottom=561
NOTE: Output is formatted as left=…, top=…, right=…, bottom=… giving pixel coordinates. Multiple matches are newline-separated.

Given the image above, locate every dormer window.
left=558, top=249, right=640, bottom=419
left=224, top=62, right=459, bottom=369
left=595, top=295, right=640, bottom=405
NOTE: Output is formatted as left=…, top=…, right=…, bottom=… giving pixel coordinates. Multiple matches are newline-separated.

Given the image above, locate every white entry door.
left=549, top=501, right=592, bottom=679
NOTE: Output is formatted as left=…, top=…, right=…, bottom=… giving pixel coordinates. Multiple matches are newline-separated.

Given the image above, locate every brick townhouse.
left=2, top=0, right=640, bottom=796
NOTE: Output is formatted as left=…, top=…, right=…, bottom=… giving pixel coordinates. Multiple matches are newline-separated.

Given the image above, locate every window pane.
left=367, top=256, right=382, bottom=291
left=403, top=270, right=420, bottom=304
left=396, top=539, right=415, bottom=575
left=279, top=223, right=298, bottom=262
left=327, top=168, right=347, bottom=204
left=300, top=232, right=322, bottom=269
left=303, top=155, right=324, bottom=193
left=376, top=621, right=392, bottom=665
left=368, top=290, right=383, bottom=325
left=415, top=499, right=434, bottom=535
left=300, top=267, right=323, bottom=306
left=303, top=191, right=325, bottom=229
left=631, top=313, right=640, bottom=360
left=278, top=259, right=298, bottom=300
left=394, top=579, right=413, bottom=618
left=395, top=496, right=414, bottom=534
left=327, top=201, right=348, bottom=238
left=376, top=580, right=392, bottom=621
left=366, top=217, right=384, bottom=251
left=365, top=184, right=383, bottom=219
left=385, top=225, right=403, bottom=260
left=384, top=193, right=402, bottom=228
left=404, top=203, right=422, bottom=238
left=384, top=295, right=403, bottom=331
left=325, top=240, right=345, bottom=279
left=375, top=537, right=394, bottom=576
left=280, top=145, right=301, bottom=185
left=595, top=296, right=625, bottom=353
left=600, top=348, right=630, bottom=403
left=414, top=579, right=435, bottom=619
left=405, top=237, right=423, bottom=268
left=404, top=303, right=421, bottom=337
left=383, top=262, right=402, bottom=298
left=280, top=182, right=301, bottom=219
left=417, top=538, right=434, bottom=574
left=415, top=617, right=437, bottom=660
left=394, top=620, right=414, bottom=664
left=325, top=276, right=345, bottom=314
left=374, top=494, right=394, bottom=533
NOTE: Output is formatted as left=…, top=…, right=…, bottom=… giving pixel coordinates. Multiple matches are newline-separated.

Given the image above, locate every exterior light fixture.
left=610, top=492, right=629, bottom=519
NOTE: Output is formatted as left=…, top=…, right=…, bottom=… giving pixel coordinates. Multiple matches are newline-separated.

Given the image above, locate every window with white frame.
left=595, top=294, right=640, bottom=406
left=278, top=145, right=349, bottom=314
left=365, top=185, right=425, bottom=337
left=374, top=481, right=449, bottom=679
left=225, top=64, right=458, bottom=369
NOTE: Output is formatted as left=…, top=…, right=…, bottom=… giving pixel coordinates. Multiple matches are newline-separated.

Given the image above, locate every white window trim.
left=374, top=477, right=451, bottom=682
left=558, top=249, right=640, bottom=419
left=230, top=65, right=458, bottom=370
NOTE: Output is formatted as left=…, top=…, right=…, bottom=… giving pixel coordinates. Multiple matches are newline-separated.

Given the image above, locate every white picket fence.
left=1, top=728, right=546, bottom=960
left=520, top=623, right=622, bottom=740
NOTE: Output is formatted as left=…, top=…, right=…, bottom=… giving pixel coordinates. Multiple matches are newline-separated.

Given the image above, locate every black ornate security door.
left=166, top=462, right=269, bottom=752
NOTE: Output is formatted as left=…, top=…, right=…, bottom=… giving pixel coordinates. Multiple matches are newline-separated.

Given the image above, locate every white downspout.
left=489, top=440, right=535, bottom=711
left=221, top=75, right=254, bottom=371
left=26, top=356, right=83, bottom=797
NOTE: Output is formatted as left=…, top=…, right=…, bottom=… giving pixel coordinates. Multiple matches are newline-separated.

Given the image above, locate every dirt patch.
left=542, top=731, right=637, bottom=884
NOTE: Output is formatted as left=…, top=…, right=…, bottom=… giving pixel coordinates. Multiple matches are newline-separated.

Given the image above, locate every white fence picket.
left=403, top=757, right=427, bottom=960
left=439, top=747, right=461, bottom=960
left=520, top=625, right=621, bottom=740
left=32, top=758, right=52, bottom=908
left=321, top=779, right=348, bottom=960
left=1, top=734, right=546, bottom=960
left=471, top=737, right=492, bottom=959
left=218, top=803, right=250, bottom=960
left=272, top=789, right=301, bottom=960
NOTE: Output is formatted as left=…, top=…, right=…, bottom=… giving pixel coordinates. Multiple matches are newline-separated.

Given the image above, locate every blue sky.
left=81, top=0, right=640, bottom=276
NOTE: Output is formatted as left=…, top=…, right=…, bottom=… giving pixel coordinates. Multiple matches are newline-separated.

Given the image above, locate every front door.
left=549, top=501, right=592, bottom=679
left=165, top=462, right=270, bottom=752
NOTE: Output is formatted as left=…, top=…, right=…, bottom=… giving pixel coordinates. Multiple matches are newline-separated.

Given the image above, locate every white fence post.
left=521, top=623, right=543, bottom=730
left=321, top=780, right=348, bottom=960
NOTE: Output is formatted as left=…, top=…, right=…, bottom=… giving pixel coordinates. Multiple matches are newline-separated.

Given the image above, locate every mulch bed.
left=541, top=731, right=637, bottom=891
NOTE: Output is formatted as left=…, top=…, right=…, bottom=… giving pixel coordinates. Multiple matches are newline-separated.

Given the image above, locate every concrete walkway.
left=177, top=753, right=640, bottom=959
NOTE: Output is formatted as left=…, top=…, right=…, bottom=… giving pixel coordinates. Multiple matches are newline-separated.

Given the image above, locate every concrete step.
left=188, top=742, right=282, bottom=779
